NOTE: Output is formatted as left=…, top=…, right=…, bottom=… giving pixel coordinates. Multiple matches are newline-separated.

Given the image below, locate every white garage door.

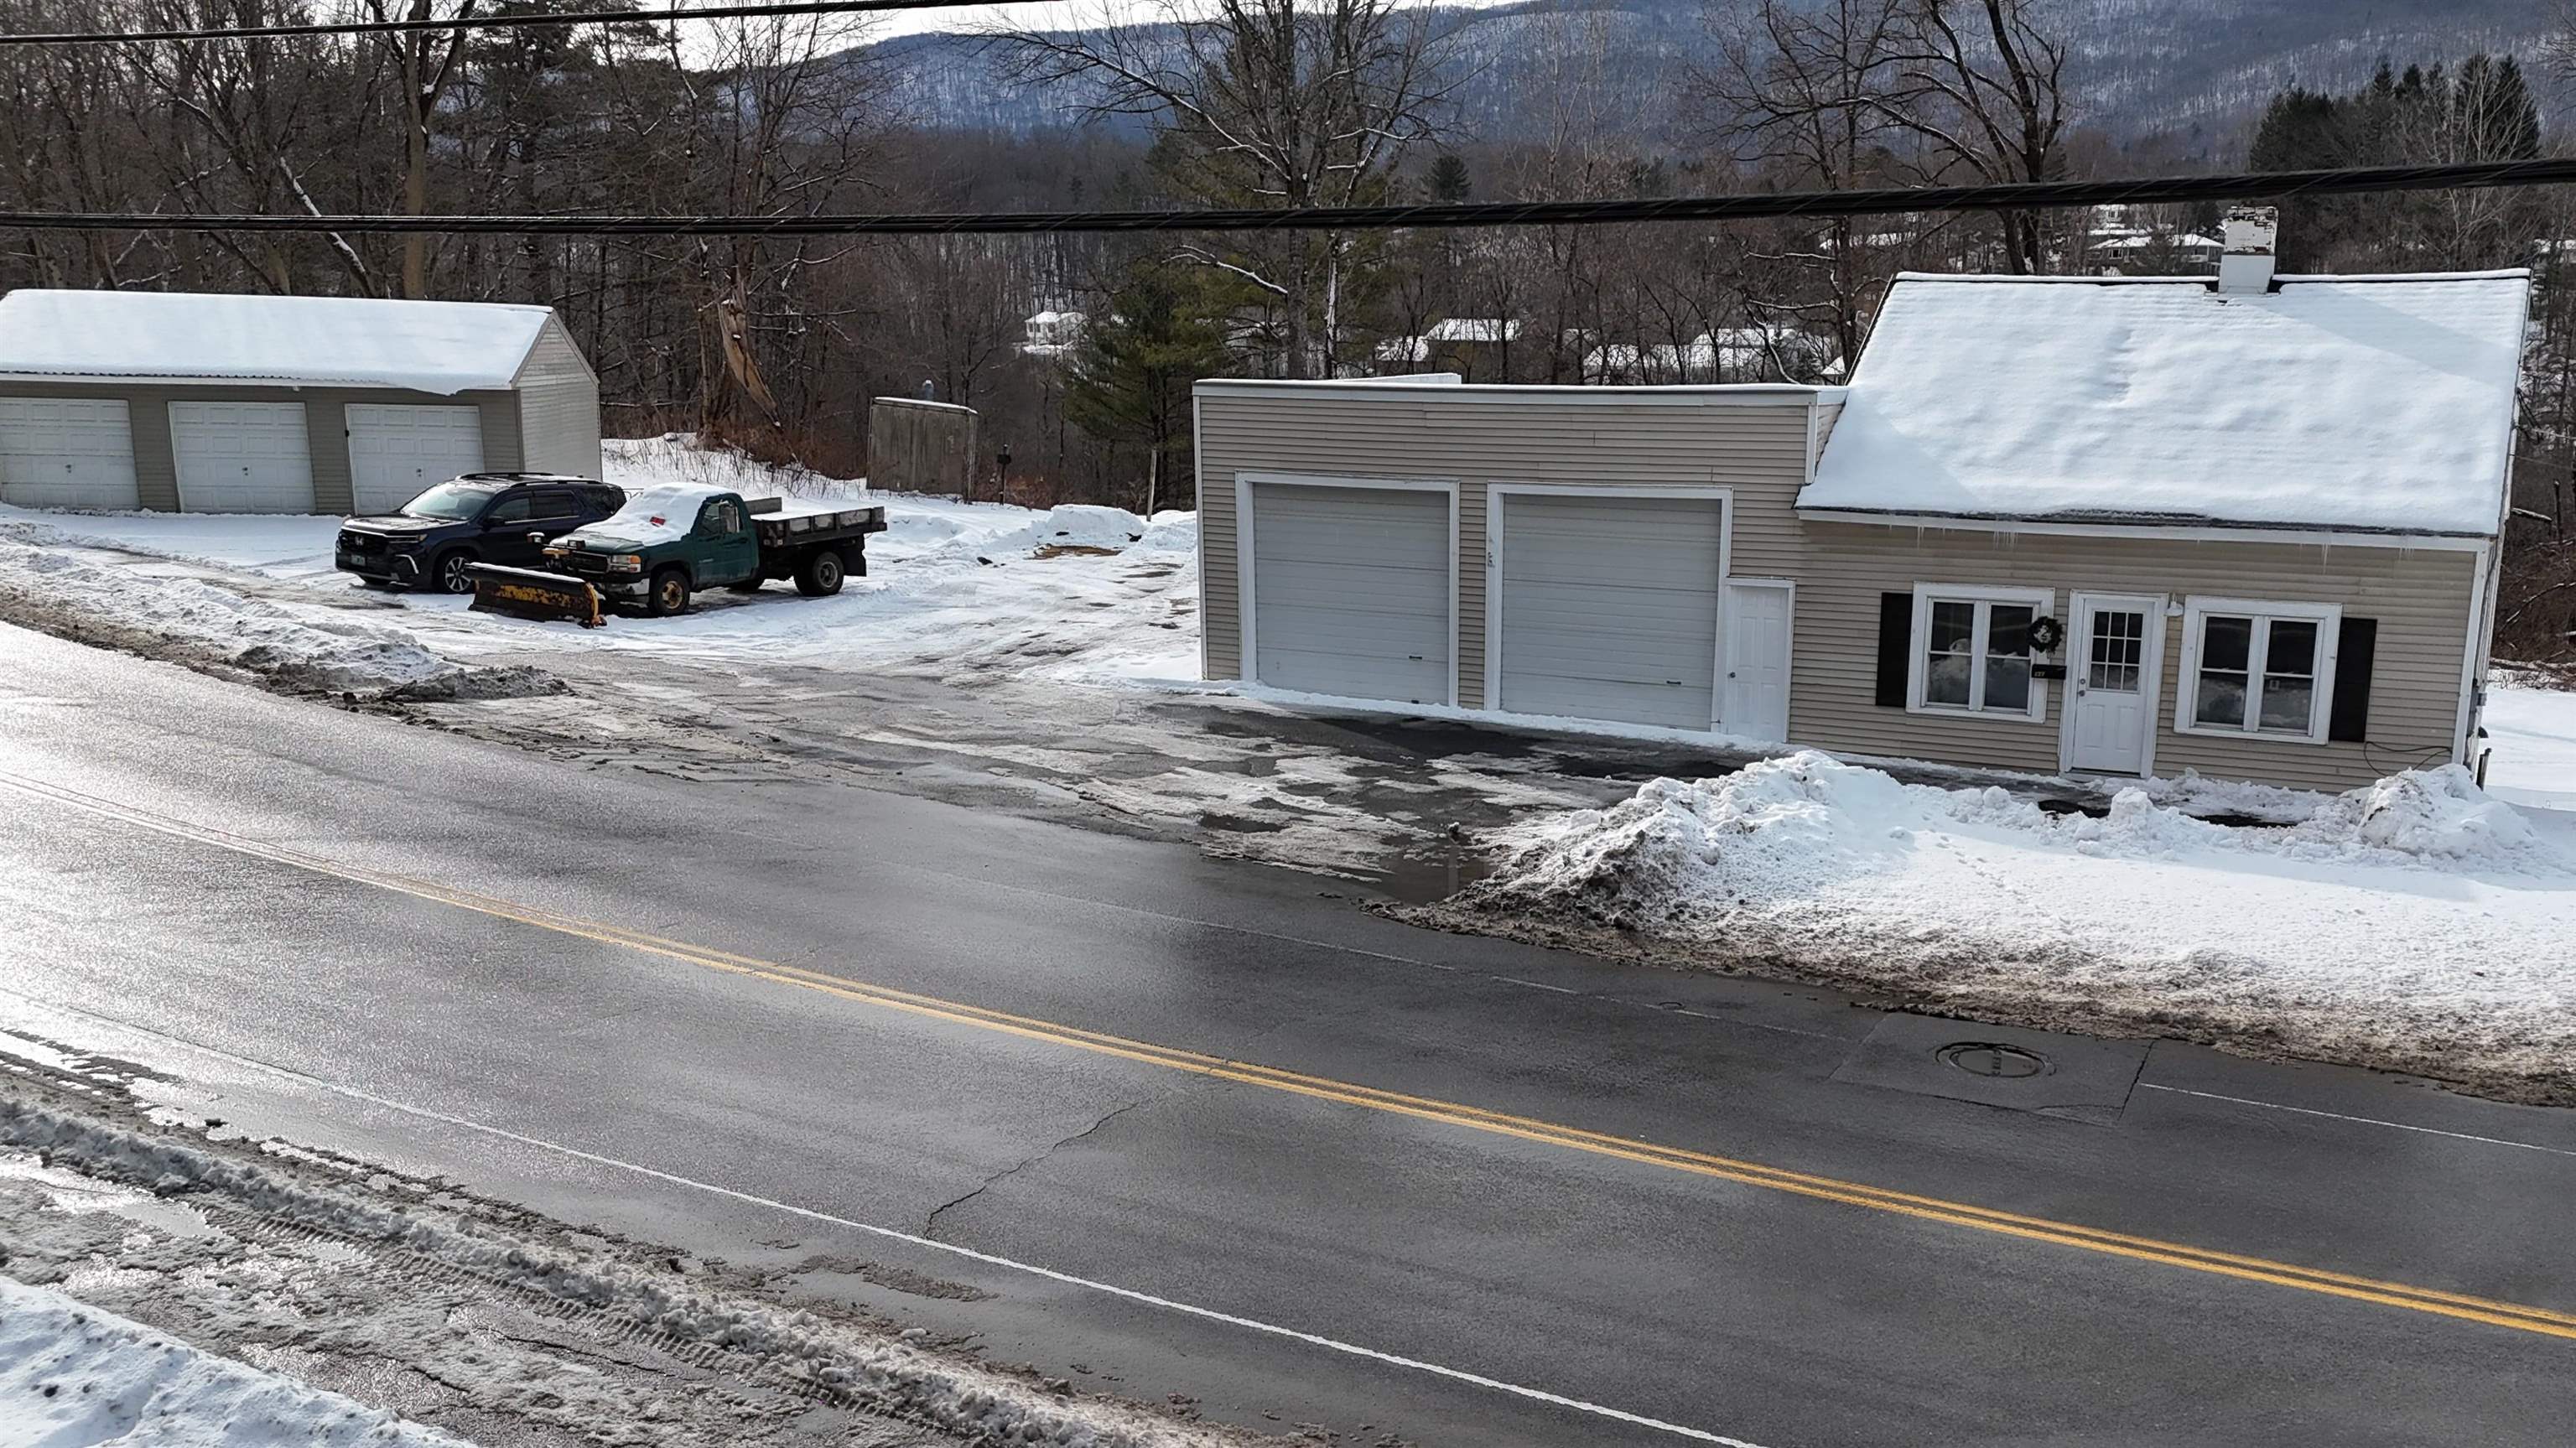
left=1249, top=482, right=1452, bottom=704
left=169, top=402, right=315, bottom=513
left=1496, top=492, right=1725, bottom=729
left=0, top=397, right=139, bottom=510
left=346, top=403, right=486, bottom=515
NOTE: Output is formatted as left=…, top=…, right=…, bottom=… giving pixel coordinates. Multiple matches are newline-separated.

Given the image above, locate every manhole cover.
left=1937, top=1042, right=2049, bottom=1079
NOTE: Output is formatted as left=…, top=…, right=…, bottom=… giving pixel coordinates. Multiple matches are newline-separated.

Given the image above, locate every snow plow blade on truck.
left=465, top=562, right=605, bottom=627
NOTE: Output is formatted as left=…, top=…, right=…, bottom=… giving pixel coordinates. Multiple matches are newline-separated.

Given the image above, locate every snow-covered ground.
left=1415, top=750, right=2576, bottom=1101
left=0, top=436, right=1202, bottom=692
left=0, top=1275, right=466, bottom=1448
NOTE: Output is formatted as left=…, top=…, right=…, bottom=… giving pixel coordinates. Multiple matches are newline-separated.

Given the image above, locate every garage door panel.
left=170, top=402, right=315, bottom=513
left=1249, top=483, right=1452, bottom=705
left=348, top=403, right=486, bottom=514
left=0, top=397, right=140, bottom=509
left=1497, top=493, right=1723, bottom=730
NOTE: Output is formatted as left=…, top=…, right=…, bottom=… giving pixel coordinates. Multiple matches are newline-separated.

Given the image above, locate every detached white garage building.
left=0, top=290, right=600, bottom=515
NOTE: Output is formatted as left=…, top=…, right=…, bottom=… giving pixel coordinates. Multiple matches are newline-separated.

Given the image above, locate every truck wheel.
left=794, top=548, right=845, bottom=597
left=647, top=567, right=692, bottom=617
left=434, top=550, right=477, bottom=594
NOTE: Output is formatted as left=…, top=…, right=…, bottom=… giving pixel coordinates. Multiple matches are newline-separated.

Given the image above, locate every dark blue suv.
left=335, top=473, right=623, bottom=593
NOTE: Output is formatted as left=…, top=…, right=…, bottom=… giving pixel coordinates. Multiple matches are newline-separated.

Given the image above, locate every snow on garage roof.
left=0, top=289, right=557, bottom=395
left=1802, top=270, right=2531, bottom=537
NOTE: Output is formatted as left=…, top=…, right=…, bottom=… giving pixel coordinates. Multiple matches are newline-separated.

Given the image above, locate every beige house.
left=1193, top=229, right=2527, bottom=793
left=0, top=290, right=600, bottom=516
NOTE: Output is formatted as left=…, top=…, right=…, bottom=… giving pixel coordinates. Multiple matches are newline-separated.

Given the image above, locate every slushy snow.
left=0, top=1274, right=467, bottom=1447
left=1441, top=750, right=2576, bottom=1098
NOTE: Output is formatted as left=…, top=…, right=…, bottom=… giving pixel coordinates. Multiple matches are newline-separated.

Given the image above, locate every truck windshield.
left=401, top=481, right=500, bottom=520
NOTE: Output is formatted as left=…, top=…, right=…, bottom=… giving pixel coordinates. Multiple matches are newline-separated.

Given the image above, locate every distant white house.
left=2090, top=231, right=2224, bottom=275
left=1582, top=327, right=1832, bottom=384
left=1022, top=309, right=1086, bottom=356
left=1372, top=318, right=1520, bottom=379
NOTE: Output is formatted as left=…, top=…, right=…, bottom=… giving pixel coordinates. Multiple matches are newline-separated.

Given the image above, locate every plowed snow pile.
left=1419, top=751, right=2576, bottom=1100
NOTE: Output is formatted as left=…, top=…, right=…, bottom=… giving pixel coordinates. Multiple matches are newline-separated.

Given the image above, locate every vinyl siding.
left=1196, top=381, right=2486, bottom=794
left=510, top=317, right=603, bottom=477
left=1196, top=387, right=1815, bottom=708
left=1789, top=525, right=2478, bottom=792
left=0, top=379, right=518, bottom=512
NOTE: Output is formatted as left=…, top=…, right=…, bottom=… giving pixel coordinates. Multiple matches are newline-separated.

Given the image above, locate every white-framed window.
left=2175, top=597, right=2340, bottom=745
left=1908, top=584, right=2053, bottom=721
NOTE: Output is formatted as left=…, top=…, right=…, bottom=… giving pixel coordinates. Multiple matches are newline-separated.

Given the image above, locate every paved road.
left=2, top=621, right=2572, bottom=1447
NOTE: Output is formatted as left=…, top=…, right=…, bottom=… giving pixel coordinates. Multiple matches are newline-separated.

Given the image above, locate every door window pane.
left=1925, top=600, right=1974, bottom=707
left=2087, top=610, right=2143, bottom=692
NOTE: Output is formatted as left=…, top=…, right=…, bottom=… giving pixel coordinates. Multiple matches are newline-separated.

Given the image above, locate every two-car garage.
left=1231, top=473, right=1789, bottom=739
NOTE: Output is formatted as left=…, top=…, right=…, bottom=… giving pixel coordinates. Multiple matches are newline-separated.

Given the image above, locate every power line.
left=6, top=158, right=2576, bottom=236
left=0, top=0, right=984, bottom=46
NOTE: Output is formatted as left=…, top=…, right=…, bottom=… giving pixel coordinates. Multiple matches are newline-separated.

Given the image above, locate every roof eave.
left=1794, top=504, right=2494, bottom=551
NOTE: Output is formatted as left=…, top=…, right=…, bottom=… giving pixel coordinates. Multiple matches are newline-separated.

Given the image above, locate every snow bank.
left=1439, top=751, right=2576, bottom=1098
left=0, top=1274, right=465, bottom=1447
left=0, top=1098, right=1223, bottom=1448
left=0, top=524, right=553, bottom=698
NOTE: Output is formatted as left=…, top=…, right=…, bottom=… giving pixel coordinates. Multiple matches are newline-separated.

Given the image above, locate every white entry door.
left=169, top=402, right=315, bottom=513
left=1720, top=579, right=1794, bottom=743
left=2065, top=593, right=2163, bottom=776
left=0, top=397, right=139, bottom=509
left=346, top=403, right=486, bottom=515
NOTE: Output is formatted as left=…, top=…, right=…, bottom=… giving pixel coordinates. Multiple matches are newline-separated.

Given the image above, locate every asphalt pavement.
left=1, top=620, right=2571, bottom=1447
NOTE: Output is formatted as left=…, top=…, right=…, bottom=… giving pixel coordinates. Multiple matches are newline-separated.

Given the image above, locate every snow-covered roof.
left=2094, top=231, right=2221, bottom=251
left=1805, top=271, right=2532, bottom=537
left=0, top=289, right=558, bottom=395
left=1425, top=318, right=1520, bottom=343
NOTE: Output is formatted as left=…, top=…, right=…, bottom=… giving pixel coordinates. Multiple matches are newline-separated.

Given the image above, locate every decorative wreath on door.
left=2026, top=615, right=2066, bottom=653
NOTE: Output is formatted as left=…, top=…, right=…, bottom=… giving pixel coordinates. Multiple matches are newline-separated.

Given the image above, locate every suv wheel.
left=793, top=548, right=845, bottom=597
left=647, top=567, right=692, bottom=617
left=434, top=550, right=477, bottom=594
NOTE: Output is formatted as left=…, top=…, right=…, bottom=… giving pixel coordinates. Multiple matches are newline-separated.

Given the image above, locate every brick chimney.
left=2218, top=205, right=2279, bottom=294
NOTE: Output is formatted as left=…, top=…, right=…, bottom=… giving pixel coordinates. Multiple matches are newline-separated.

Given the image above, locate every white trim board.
left=1233, top=471, right=1462, bottom=708
left=1794, top=507, right=2491, bottom=553
left=1482, top=484, right=1735, bottom=729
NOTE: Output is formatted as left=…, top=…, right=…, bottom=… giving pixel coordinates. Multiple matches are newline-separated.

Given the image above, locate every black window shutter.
left=2329, top=617, right=2376, bottom=743
left=1875, top=592, right=1914, bottom=708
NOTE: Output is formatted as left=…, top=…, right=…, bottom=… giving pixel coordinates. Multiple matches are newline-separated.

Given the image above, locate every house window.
left=2177, top=598, right=2340, bottom=744
left=1909, top=584, right=2053, bottom=720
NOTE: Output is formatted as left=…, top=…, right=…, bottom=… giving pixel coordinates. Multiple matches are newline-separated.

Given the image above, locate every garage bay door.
left=169, top=402, right=315, bottom=513
left=1496, top=492, right=1725, bottom=729
left=347, top=403, right=486, bottom=515
left=1249, top=482, right=1452, bottom=704
left=0, top=397, right=139, bottom=510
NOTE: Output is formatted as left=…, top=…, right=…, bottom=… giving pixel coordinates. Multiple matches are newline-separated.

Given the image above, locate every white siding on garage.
left=169, top=401, right=314, bottom=513
left=346, top=403, right=486, bottom=513
left=511, top=317, right=603, bottom=477
left=1248, top=481, right=1452, bottom=704
left=1494, top=491, right=1727, bottom=729
left=0, top=397, right=139, bottom=509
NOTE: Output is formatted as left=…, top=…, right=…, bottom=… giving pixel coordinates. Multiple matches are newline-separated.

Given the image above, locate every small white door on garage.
left=346, top=403, right=486, bottom=514
left=169, top=402, right=315, bottom=513
left=0, top=397, right=139, bottom=510
left=1494, top=491, right=1725, bottom=730
left=1721, top=579, right=1794, bottom=743
left=1246, top=480, right=1453, bottom=704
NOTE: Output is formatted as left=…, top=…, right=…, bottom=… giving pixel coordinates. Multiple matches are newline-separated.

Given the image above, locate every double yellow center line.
left=7, top=767, right=2573, bottom=1343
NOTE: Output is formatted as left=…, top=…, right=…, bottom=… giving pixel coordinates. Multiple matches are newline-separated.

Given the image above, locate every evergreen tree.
left=1064, top=266, right=1230, bottom=513
left=1427, top=153, right=1471, bottom=202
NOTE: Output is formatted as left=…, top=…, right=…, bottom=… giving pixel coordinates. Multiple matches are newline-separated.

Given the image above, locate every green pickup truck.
left=540, top=483, right=888, bottom=616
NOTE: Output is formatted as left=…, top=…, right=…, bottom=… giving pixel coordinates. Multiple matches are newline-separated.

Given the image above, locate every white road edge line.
left=2136, top=1082, right=2576, bottom=1159
left=0, top=1004, right=1772, bottom=1448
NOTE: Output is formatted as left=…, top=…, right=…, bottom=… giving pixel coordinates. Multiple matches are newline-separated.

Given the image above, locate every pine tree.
left=1427, top=153, right=1471, bottom=202
left=1064, top=267, right=1231, bottom=514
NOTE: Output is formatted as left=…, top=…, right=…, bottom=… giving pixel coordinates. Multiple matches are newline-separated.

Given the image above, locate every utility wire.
left=0, top=0, right=986, bottom=45
left=6, top=158, right=2576, bottom=238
